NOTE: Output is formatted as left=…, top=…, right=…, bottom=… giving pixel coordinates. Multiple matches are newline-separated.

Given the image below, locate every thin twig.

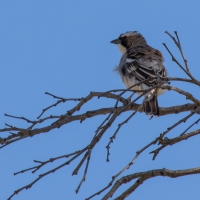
left=8, top=148, right=87, bottom=200
left=149, top=128, right=200, bottom=160
left=180, top=117, right=200, bottom=136
left=174, top=31, right=189, bottom=72
left=14, top=148, right=87, bottom=175
left=37, top=92, right=81, bottom=119
left=164, top=31, right=200, bottom=86
left=86, top=139, right=157, bottom=200
left=106, top=104, right=143, bottom=162
left=161, top=85, right=200, bottom=106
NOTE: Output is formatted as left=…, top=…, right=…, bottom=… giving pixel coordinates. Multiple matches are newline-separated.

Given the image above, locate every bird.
left=111, top=31, right=167, bottom=116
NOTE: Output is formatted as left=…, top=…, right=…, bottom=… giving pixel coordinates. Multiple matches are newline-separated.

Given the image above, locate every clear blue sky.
left=1, top=1, right=200, bottom=200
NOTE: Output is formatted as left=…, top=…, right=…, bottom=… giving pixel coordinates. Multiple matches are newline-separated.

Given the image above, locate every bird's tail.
left=143, top=92, right=159, bottom=116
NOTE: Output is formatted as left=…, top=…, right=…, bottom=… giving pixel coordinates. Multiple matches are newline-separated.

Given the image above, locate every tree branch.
left=2, top=30, right=200, bottom=200
left=105, top=167, right=200, bottom=200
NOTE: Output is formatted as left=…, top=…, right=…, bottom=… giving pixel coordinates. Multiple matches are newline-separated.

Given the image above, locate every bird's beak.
left=110, top=38, right=121, bottom=44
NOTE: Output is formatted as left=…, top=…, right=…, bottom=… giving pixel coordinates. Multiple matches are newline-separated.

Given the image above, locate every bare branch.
left=106, top=104, right=143, bottom=162
left=2, top=30, right=200, bottom=200
left=88, top=106, right=199, bottom=199
left=161, top=85, right=200, bottom=106
left=108, top=167, right=200, bottom=200
left=0, top=102, right=197, bottom=147
left=37, top=92, right=82, bottom=119
left=87, top=139, right=157, bottom=200
left=14, top=148, right=87, bottom=176
left=150, top=128, right=200, bottom=158
left=180, top=117, right=200, bottom=135
left=162, top=77, right=193, bottom=84
left=174, top=31, right=189, bottom=72
left=163, top=42, right=189, bottom=76
left=8, top=148, right=87, bottom=200
left=164, top=31, right=200, bottom=86
left=150, top=109, right=198, bottom=160
left=75, top=150, right=91, bottom=193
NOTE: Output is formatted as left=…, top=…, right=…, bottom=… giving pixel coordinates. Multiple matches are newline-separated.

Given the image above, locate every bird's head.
left=110, top=31, right=146, bottom=54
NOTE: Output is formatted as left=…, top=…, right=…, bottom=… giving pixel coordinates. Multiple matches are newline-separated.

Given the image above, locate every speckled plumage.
left=111, top=31, right=167, bottom=116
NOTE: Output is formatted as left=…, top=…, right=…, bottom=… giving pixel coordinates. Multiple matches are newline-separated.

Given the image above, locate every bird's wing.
left=125, top=45, right=166, bottom=86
